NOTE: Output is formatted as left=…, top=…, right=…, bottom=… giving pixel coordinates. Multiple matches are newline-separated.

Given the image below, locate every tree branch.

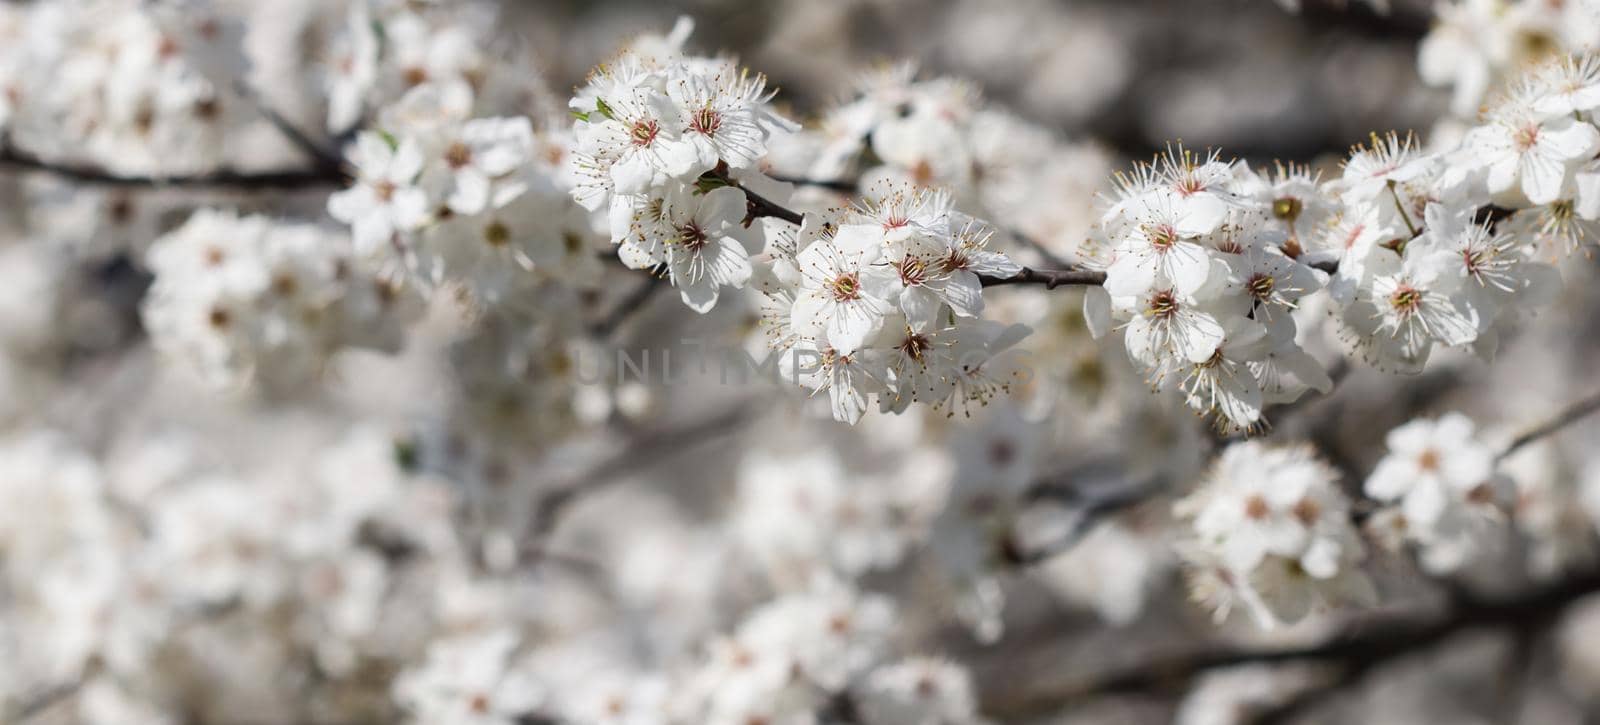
left=984, top=567, right=1600, bottom=720
left=0, top=143, right=347, bottom=190
left=229, top=79, right=348, bottom=177
left=589, top=272, right=667, bottom=337
left=978, top=266, right=1108, bottom=288
left=1497, top=389, right=1600, bottom=462
left=520, top=404, right=754, bottom=556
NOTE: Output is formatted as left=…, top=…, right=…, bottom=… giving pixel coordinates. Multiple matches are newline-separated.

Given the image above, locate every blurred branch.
left=985, top=567, right=1600, bottom=720
left=230, top=79, right=348, bottom=177
left=1497, top=389, right=1600, bottom=462
left=1001, top=468, right=1165, bottom=566
left=589, top=272, right=667, bottom=337
left=520, top=404, right=754, bottom=556
left=11, top=678, right=86, bottom=724
left=0, top=142, right=347, bottom=189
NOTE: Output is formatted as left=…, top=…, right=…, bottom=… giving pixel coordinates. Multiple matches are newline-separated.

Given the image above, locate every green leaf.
left=570, top=109, right=590, bottom=122
left=694, top=172, right=731, bottom=194
left=376, top=129, right=399, bottom=151
left=594, top=97, right=617, bottom=121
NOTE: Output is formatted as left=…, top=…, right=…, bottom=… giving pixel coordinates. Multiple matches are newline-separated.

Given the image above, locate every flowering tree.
left=5, top=0, right=1600, bottom=723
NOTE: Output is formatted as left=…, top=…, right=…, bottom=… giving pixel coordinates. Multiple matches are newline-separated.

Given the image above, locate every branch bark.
left=1497, top=389, right=1600, bottom=462
left=0, top=143, right=347, bottom=190
left=984, top=568, right=1600, bottom=720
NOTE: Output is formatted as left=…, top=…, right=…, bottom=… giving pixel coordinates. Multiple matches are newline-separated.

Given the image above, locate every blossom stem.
left=1388, top=181, right=1419, bottom=238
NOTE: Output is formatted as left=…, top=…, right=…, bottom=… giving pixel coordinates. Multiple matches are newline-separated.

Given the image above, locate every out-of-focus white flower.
left=1177, top=441, right=1372, bottom=628
left=1364, top=412, right=1510, bottom=574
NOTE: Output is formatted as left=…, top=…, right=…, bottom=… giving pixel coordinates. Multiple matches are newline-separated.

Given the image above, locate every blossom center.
left=629, top=119, right=660, bottom=147
left=484, top=221, right=510, bottom=247
left=898, top=256, right=927, bottom=286
left=1244, top=494, right=1269, bottom=520
left=1148, top=223, right=1179, bottom=251
left=1417, top=448, right=1439, bottom=471
left=1272, top=196, right=1303, bottom=221
left=1292, top=497, right=1321, bottom=525
left=1247, top=273, right=1276, bottom=301
left=690, top=106, right=721, bottom=136
left=898, top=332, right=931, bottom=361
left=1148, top=290, right=1178, bottom=318
left=1388, top=285, right=1422, bottom=316
left=680, top=222, right=709, bottom=252
left=830, top=273, right=861, bottom=301
left=1513, top=123, right=1540, bottom=151
left=444, top=142, right=473, bottom=169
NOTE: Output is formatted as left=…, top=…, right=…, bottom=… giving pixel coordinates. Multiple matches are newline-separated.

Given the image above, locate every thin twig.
left=1498, top=389, right=1600, bottom=462
left=767, top=173, right=857, bottom=194
left=1008, top=228, right=1075, bottom=269
left=1001, top=468, right=1164, bottom=566
left=11, top=679, right=86, bottom=723
left=589, top=273, right=667, bottom=337
left=230, top=79, right=348, bottom=176
left=521, top=404, right=753, bottom=552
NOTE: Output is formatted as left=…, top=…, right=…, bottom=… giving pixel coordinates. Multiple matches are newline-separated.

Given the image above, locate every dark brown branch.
left=978, top=266, right=1108, bottom=288
left=1000, top=465, right=1165, bottom=566
left=714, top=167, right=806, bottom=226
left=984, top=567, right=1600, bottom=720
left=0, top=143, right=348, bottom=189
left=1497, top=389, right=1600, bottom=462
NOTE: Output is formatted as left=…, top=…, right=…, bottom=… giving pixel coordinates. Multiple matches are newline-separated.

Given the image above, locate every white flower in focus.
left=1465, top=88, right=1599, bottom=205
left=660, top=186, right=755, bottom=312
left=792, top=225, right=895, bottom=356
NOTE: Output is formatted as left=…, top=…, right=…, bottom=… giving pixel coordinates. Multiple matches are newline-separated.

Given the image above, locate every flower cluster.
left=0, top=0, right=243, bottom=174
left=1086, top=47, right=1600, bottom=428
left=142, top=210, right=420, bottom=390
left=1175, top=441, right=1373, bottom=628
left=1419, top=0, right=1600, bottom=117
left=768, top=63, right=1114, bottom=258
left=320, top=0, right=544, bottom=134
left=1085, top=151, right=1334, bottom=432
left=327, top=89, right=601, bottom=305
left=0, top=426, right=489, bottom=724
left=764, top=184, right=1028, bottom=423
left=565, top=24, right=795, bottom=312
left=1363, top=412, right=1511, bottom=574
